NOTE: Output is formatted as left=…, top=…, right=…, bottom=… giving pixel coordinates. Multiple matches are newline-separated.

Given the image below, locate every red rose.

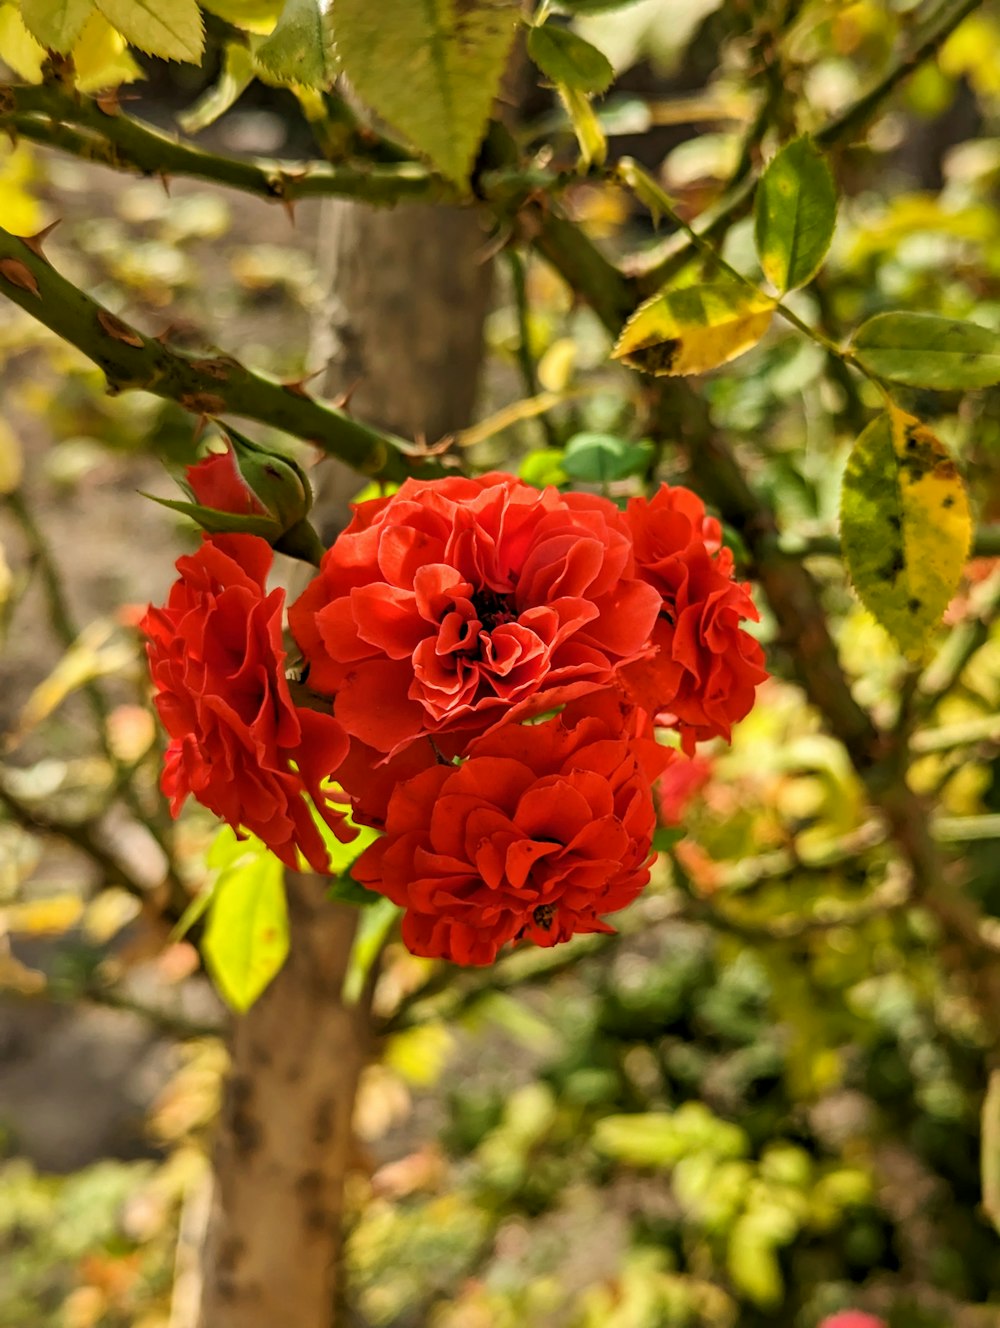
left=818, top=1315, right=886, bottom=1328
left=185, top=444, right=269, bottom=517
left=141, top=534, right=351, bottom=871
left=622, top=484, right=767, bottom=752
left=353, top=690, right=673, bottom=965
left=288, top=474, right=661, bottom=758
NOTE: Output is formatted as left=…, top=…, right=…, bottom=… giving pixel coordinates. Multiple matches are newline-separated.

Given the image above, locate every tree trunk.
left=194, top=201, right=491, bottom=1328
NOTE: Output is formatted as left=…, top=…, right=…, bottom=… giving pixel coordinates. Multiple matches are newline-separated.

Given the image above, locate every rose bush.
left=141, top=534, right=352, bottom=872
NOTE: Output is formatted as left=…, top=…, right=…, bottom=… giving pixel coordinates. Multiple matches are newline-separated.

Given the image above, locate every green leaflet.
left=93, top=0, right=203, bottom=61
left=330, top=0, right=519, bottom=185
left=526, top=22, right=613, bottom=94
left=253, top=0, right=335, bottom=89
left=202, top=827, right=289, bottom=1012
left=851, top=311, right=1000, bottom=389
left=178, top=42, right=256, bottom=133
left=840, top=406, right=972, bottom=660
left=613, top=279, right=775, bottom=377
left=754, top=136, right=837, bottom=293
left=19, top=0, right=95, bottom=52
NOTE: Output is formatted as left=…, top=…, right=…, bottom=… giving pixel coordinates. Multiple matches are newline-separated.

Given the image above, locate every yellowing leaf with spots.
left=840, top=407, right=971, bottom=660
left=613, top=280, right=774, bottom=376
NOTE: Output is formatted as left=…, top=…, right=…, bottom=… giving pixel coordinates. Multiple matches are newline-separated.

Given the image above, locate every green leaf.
left=253, top=0, right=334, bottom=88
left=617, top=155, right=676, bottom=229
left=840, top=405, right=972, bottom=660
left=177, top=41, right=255, bottom=133
left=727, top=1217, right=784, bottom=1308
left=558, top=82, right=606, bottom=168
left=93, top=0, right=203, bottom=61
left=202, top=828, right=289, bottom=1012
left=331, top=0, right=519, bottom=185
left=613, top=280, right=775, bottom=376
left=754, top=135, right=837, bottom=293
left=342, top=896, right=401, bottom=1005
left=140, top=492, right=283, bottom=538
left=851, top=312, right=1000, bottom=390
left=527, top=22, right=613, bottom=94
left=562, top=432, right=652, bottom=482
left=19, top=0, right=95, bottom=52
left=519, top=448, right=568, bottom=488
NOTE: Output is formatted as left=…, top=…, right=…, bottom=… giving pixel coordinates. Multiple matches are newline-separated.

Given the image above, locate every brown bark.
left=195, top=202, right=492, bottom=1328
left=195, top=884, right=369, bottom=1328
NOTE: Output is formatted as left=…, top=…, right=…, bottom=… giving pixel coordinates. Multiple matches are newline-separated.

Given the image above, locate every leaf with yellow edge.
left=94, top=0, right=203, bottom=62
left=613, top=279, right=775, bottom=376
left=840, top=406, right=971, bottom=660
left=20, top=0, right=95, bottom=52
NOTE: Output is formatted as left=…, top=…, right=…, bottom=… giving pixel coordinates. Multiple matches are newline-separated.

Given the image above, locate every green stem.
left=0, top=225, right=420, bottom=480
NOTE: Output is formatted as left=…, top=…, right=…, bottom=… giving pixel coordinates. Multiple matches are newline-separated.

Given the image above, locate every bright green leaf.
left=851, top=311, right=1000, bottom=389
left=754, top=135, right=837, bottom=293
left=331, top=0, right=519, bottom=185
left=527, top=22, right=613, bottom=94
left=19, top=0, right=95, bottom=52
left=613, top=279, right=775, bottom=376
left=617, top=155, right=676, bottom=229
left=727, top=1217, right=784, bottom=1308
left=202, top=827, right=289, bottom=1012
left=177, top=41, right=255, bottom=133
left=253, top=0, right=334, bottom=89
left=840, top=406, right=972, bottom=660
left=93, top=0, right=203, bottom=62
left=562, top=432, right=652, bottom=482
left=520, top=448, right=568, bottom=488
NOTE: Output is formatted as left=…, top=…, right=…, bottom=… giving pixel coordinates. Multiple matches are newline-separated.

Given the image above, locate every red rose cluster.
left=144, top=470, right=766, bottom=965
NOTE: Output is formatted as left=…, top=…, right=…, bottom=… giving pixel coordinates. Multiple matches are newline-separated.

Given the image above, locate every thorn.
left=282, top=367, right=324, bottom=398
left=21, top=219, right=60, bottom=262
left=153, top=318, right=205, bottom=349
left=96, top=88, right=121, bottom=117
left=281, top=195, right=297, bottom=226
left=0, top=257, right=40, bottom=298
left=98, top=308, right=144, bottom=347
left=330, top=378, right=362, bottom=413
left=192, top=415, right=210, bottom=444
left=159, top=173, right=171, bottom=197
left=4, top=127, right=18, bottom=150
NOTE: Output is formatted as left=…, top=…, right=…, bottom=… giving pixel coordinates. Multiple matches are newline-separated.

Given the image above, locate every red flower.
left=141, top=534, right=351, bottom=871
left=353, top=690, right=673, bottom=965
left=817, top=1315, right=886, bottom=1328
left=656, top=751, right=713, bottom=826
left=288, top=474, right=661, bottom=758
left=185, top=444, right=269, bottom=518
left=622, top=484, right=767, bottom=752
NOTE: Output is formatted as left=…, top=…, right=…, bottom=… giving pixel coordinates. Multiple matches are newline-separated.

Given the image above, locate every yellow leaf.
left=5, top=893, right=85, bottom=935
left=0, top=6, right=46, bottom=81
left=0, top=417, right=24, bottom=493
left=840, top=406, right=972, bottom=660
left=71, top=11, right=144, bottom=90
left=8, top=619, right=135, bottom=749
left=0, top=142, right=41, bottom=238
left=613, top=279, right=775, bottom=376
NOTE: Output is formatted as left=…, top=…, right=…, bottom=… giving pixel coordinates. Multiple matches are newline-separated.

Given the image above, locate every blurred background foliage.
left=1, top=0, right=1000, bottom=1324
